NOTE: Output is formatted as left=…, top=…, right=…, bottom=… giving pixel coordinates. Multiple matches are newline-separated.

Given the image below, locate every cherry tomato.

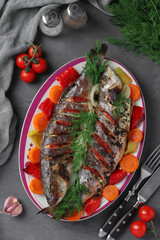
left=139, top=206, right=155, bottom=222
left=16, top=53, right=31, bottom=69
left=28, top=45, right=42, bottom=58
left=32, top=57, right=47, bottom=74
left=21, top=68, right=35, bottom=83
left=130, top=221, right=147, bottom=238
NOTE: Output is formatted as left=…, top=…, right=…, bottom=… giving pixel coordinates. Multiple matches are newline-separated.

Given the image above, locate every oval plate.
left=19, top=57, right=146, bottom=221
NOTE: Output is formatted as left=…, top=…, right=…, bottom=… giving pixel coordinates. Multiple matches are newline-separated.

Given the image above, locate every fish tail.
left=37, top=206, right=56, bottom=218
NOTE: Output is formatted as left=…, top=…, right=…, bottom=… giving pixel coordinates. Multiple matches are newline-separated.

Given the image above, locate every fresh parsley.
left=84, top=40, right=107, bottom=85
left=106, top=0, right=160, bottom=63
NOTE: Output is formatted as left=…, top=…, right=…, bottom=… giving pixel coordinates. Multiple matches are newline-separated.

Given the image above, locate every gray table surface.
left=1, top=2, right=160, bottom=240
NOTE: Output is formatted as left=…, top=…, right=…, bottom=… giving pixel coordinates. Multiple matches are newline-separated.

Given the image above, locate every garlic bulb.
left=2, top=196, right=23, bottom=216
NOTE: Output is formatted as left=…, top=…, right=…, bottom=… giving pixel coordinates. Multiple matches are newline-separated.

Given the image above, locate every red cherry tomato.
left=21, top=68, right=35, bottom=83
left=28, top=45, right=42, bottom=58
left=130, top=221, right=147, bottom=238
left=16, top=53, right=31, bottom=69
left=32, top=57, right=47, bottom=74
left=139, top=206, right=155, bottom=222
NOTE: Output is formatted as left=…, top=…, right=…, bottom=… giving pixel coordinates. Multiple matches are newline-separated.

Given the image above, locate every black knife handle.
left=101, top=199, right=128, bottom=236
left=108, top=201, right=142, bottom=240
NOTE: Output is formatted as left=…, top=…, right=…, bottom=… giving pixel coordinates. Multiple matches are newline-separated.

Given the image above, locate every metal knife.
left=106, top=166, right=160, bottom=240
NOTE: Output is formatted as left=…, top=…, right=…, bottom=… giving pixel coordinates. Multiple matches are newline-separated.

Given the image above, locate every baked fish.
left=40, top=44, right=132, bottom=218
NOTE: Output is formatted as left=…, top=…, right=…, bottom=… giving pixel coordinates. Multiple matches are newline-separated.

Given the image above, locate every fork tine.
left=147, top=148, right=160, bottom=168
left=150, top=155, right=160, bottom=171
left=145, top=145, right=160, bottom=166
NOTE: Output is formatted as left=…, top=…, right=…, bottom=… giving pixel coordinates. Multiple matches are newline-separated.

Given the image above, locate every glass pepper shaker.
left=39, top=9, right=63, bottom=37
left=62, top=2, right=87, bottom=29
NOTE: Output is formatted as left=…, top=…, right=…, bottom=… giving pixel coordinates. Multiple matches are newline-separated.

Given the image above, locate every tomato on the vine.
left=139, top=206, right=155, bottom=222
left=28, top=45, right=42, bottom=58
left=32, top=57, right=47, bottom=74
left=21, top=68, right=35, bottom=83
left=16, top=53, right=31, bottom=69
left=130, top=221, right=147, bottom=238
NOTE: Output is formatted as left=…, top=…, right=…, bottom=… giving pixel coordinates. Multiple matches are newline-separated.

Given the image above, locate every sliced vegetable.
left=28, top=147, right=41, bottom=164
left=114, top=67, right=132, bottom=85
left=103, top=185, right=119, bottom=201
left=128, top=84, right=141, bottom=102
left=125, top=141, right=138, bottom=154
left=65, top=210, right=83, bottom=221
left=90, top=84, right=100, bottom=107
left=27, top=129, right=43, bottom=149
left=49, top=85, right=64, bottom=104
left=109, top=169, right=127, bottom=185
left=33, top=112, right=49, bottom=132
left=129, top=129, right=143, bottom=143
left=23, top=161, right=41, bottom=179
left=121, top=84, right=131, bottom=98
left=29, top=178, right=43, bottom=194
left=38, top=98, right=54, bottom=120
left=120, top=154, right=139, bottom=173
left=83, top=195, right=102, bottom=216
left=56, top=66, right=80, bottom=88
left=131, top=106, right=143, bottom=129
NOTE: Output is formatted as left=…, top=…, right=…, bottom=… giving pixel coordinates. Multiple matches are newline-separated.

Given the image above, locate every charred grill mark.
left=56, top=121, right=72, bottom=126
left=99, top=107, right=117, bottom=125
left=93, top=133, right=112, bottom=154
left=106, top=87, right=121, bottom=103
left=44, top=143, right=70, bottom=149
left=58, top=164, right=70, bottom=182
left=66, top=97, right=88, bottom=103
left=84, top=166, right=103, bottom=180
left=48, top=131, right=68, bottom=136
left=97, top=120, right=115, bottom=139
left=90, top=147, right=110, bottom=168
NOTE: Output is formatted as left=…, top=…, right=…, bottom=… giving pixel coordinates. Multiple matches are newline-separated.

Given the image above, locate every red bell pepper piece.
left=93, top=133, right=112, bottom=154
left=56, top=66, right=80, bottom=88
left=109, top=169, right=127, bottom=185
left=23, top=162, right=41, bottom=179
left=131, top=106, right=143, bottom=129
left=84, top=166, right=102, bottom=179
left=83, top=195, right=102, bottom=216
left=38, top=98, right=54, bottom=121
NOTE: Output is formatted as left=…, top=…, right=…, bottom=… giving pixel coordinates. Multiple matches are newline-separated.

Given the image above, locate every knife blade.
left=106, top=166, right=160, bottom=240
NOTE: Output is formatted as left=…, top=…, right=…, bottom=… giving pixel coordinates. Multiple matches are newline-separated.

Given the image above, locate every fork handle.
left=99, top=179, right=142, bottom=238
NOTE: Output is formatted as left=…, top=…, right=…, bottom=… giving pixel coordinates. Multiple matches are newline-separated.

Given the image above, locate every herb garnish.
left=70, top=110, right=98, bottom=173
left=113, top=92, right=131, bottom=118
left=106, top=0, right=160, bottom=63
left=84, top=40, right=107, bottom=85
left=54, top=176, right=88, bottom=220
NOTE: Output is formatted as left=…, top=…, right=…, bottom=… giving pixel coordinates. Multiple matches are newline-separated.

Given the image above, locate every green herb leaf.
left=113, top=92, right=131, bottom=118
left=84, top=40, right=108, bottom=84
left=106, top=0, right=160, bottom=63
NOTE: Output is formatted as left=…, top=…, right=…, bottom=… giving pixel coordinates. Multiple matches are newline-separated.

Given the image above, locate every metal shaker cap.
left=42, top=9, right=60, bottom=28
left=67, top=3, right=86, bottom=20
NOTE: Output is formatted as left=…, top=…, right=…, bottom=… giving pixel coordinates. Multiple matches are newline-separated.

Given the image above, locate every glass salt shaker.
left=62, top=2, right=87, bottom=29
left=39, top=9, right=63, bottom=37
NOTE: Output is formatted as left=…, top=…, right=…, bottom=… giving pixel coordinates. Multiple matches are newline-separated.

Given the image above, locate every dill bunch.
left=54, top=176, right=88, bottom=220
left=84, top=40, right=107, bottom=84
left=70, top=110, right=98, bottom=173
left=106, top=0, right=160, bottom=63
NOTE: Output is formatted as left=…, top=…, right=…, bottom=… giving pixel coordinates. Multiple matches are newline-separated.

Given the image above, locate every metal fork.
left=99, top=145, right=160, bottom=238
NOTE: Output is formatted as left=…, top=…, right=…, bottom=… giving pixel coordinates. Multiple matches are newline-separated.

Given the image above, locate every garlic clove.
left=2, top=196, right=23, bottom=216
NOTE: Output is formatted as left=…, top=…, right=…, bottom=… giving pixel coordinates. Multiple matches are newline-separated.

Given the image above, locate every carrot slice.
left=129, top=129, right=143, bottom=143
left=128, top=84, right=141, bottom=102
left=120, top=154, right=139, bottom=173
left=33, top=112, right=49, bottom=132
left=49, top=85, right=63, bottom=104
left=65, top=210, right=83, bottom=221
left=29, top=178, right=43, bottom=194
left=103, top=185, right=119, bottom=202
left=28, top=147, right=41, bottom=164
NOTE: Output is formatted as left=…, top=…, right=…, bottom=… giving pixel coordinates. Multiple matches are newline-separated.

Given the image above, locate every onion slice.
left=121, top=84, right=131, bottom=98
left=90, top=84, right=100, bottom=107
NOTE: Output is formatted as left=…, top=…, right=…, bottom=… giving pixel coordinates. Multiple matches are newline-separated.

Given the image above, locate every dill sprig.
left=84, top=40, right=107, bottom=85
left=106, top=0, right=160, bottom=63
left=70, top=110, right=98, bottom=173
left=54, top=176, right=88, bottom=220
left=113, top=92, right=131, bottom=118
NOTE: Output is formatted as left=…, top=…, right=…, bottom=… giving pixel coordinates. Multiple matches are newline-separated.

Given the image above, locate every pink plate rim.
left=18, top=57, right=146, bottom=221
